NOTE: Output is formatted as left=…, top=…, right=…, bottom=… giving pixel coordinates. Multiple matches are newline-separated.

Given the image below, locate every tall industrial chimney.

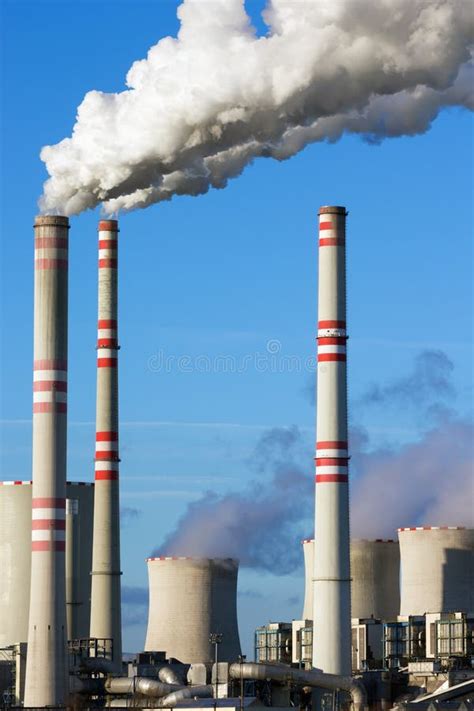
left=312, top=206, right=351, bottom=675
left=24, top=216, right=69, bottom=706
left=90, top=219, right=122, bottom=667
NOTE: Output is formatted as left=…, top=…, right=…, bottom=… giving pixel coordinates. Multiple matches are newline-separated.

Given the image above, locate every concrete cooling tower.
left=302, top=538, right=400, bottom=622
left=0, top=480, right=94, bottom=648
left=399, top=527, right=474, bottom=616
left=145, top=557, right=241, bottom=663
left=351, top=539, right=400, bottom=621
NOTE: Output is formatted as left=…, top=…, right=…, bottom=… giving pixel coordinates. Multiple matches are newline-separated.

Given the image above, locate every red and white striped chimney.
left=312, top=206, right=351, bottom=675
left=24, top=216, right=69, bottom=705
left=89, top=219, right=122, bottom=667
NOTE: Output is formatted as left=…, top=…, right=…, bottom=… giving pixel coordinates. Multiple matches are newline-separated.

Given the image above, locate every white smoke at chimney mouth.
left=39, top=0, right=473, bottom=216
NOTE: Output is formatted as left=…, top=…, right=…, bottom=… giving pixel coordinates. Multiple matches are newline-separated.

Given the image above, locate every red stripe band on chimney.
left=32, top=497, right=65, bottom=508
left=97, top=338, right=119, bottom=348
left=32, top=541, right=65, bottom=552
left=32, top=519, right=66, bottom=530
left=33, top=381, right=67, bottom=392
left=98, top=320, right=117, bottom=329
left=95, top=471, right=119, bottom=481
left=318, top=320, right=346, bottom=329
left=96, top=431, right=118, bottom=441
left=319, top=238, right=345, bottom=247
left=35, top=237, right=68, bottom=249
left=317, top=441, right=348, bottom=449
left=317, top=337, right=347, bottom=345
left=35, top=258, right=68, bottom=270
left=98, top=220, right=119, bottom=231
left=319, top=221, right=334, bottom=230
left=99, top=240, right=117, bottom=249
left=34, top=359, right=67, bottom=371
left=315, top=474, right=348, bottom=483
left=99, top=258, right=117, bottom=268
left=97, top=358, right=118, bottom=368
left=316, top=458, right=349, bottom=466
left=95, top=452, right=119, bottom=461
left=318, top=353, right=346, bottom=362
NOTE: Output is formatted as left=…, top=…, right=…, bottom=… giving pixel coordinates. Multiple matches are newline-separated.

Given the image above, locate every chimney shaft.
left=312, top=206, right=351, bottom=675
left=24, top=216, right=69, bottom=705
left=90, top=219, right=122, bottom=666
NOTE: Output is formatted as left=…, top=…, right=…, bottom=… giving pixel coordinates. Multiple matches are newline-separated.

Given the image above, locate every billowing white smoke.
left=40, top=0, right=473, bottom=216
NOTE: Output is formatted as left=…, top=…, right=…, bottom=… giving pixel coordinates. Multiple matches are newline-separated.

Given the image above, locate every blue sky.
left=1, top=1, right=473, bottom=657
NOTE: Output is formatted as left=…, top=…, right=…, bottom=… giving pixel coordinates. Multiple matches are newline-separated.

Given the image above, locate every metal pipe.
left=158, top=665, right=187, bottom=685
left=24, top=215, right=70, bottom=706
left=90, top=219, right=122, bottom=668
left=158, top=684, right=214, bottom=707
left=313, top=206, right=351, bottom=675
left=228, top=663, right=367, bottom=711
left=104, top=677, right=180, bottom=697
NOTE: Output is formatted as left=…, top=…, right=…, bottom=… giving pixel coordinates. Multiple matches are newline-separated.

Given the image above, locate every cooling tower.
left=90, top=219, right=122, bottom=667
left=312, top=206, right=351, bottom=675
left=0, top=481, right=94, bottom=647
left=399, top=527, right=474, bottom=616
left=302, top=538, right=399, bottom=623
left=145, top=557, right=241, bottom=663
left=24, top=215, right=69, bottom=706
left=351, top=539, right=400, bottom=621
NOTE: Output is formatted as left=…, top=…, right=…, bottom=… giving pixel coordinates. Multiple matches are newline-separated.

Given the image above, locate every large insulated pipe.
left=24, top=216, right=69, bottom=706
left=228, top=663, right=367, bottom=711
left=312, top=206, right=351, bottom=675
left=90, top=219, right=122, bottom=667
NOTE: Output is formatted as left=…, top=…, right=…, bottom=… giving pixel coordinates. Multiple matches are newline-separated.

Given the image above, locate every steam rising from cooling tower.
left=39, top=0, right=473, bottom=216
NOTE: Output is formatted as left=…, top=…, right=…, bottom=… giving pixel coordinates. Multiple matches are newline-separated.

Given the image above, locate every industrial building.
left=0, top=209, right=473, bottom=710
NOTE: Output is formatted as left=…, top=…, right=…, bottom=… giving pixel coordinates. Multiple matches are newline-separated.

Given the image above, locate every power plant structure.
left=1, top=207, right=473, bottom=711
left=300, top=538, right=401, bottom=624
left=313, top=206, right=351, bottom=676
left=90, top=219, right=123, bottom=668
left=0, top=480, right=94, bottom=647
left=351, top=539, right=400, bottom=621
left=24, top=216, right=70, bottom=706
left=144, top=557, right=241, bottom=663
left=399, top=527, right=474, bottom=616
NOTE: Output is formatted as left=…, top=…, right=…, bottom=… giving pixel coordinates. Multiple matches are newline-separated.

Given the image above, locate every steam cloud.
left=40, top=0, right=473, bottom=215
left=155, top=351, right=474, bottom=571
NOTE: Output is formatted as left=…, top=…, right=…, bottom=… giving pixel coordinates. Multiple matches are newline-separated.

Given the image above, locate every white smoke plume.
left=154, top=350, right=473, bottom=570
left=39, top=0, right=474, bottom=216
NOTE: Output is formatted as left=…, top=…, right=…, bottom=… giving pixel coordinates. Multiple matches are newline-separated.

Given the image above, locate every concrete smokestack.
left=24, top=216, right=69, bottom=706
left=90, top=219, right=122, bottom=667
left=312, top=206, right=351, bottom=675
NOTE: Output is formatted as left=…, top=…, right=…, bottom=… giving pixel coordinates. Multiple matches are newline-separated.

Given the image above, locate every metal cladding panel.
left=145, top=558, right=241, bottom=663
left=302, top=539, right=314, bottom=620
left=66, top=484, right=94, bottom=639
left=350, top=540, right=400, bottom=621
left=0, top=482, right=94, bottom=647
left=399, top=528, right=474, bottom=616
left=0, top=484, right=32, bottom=647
